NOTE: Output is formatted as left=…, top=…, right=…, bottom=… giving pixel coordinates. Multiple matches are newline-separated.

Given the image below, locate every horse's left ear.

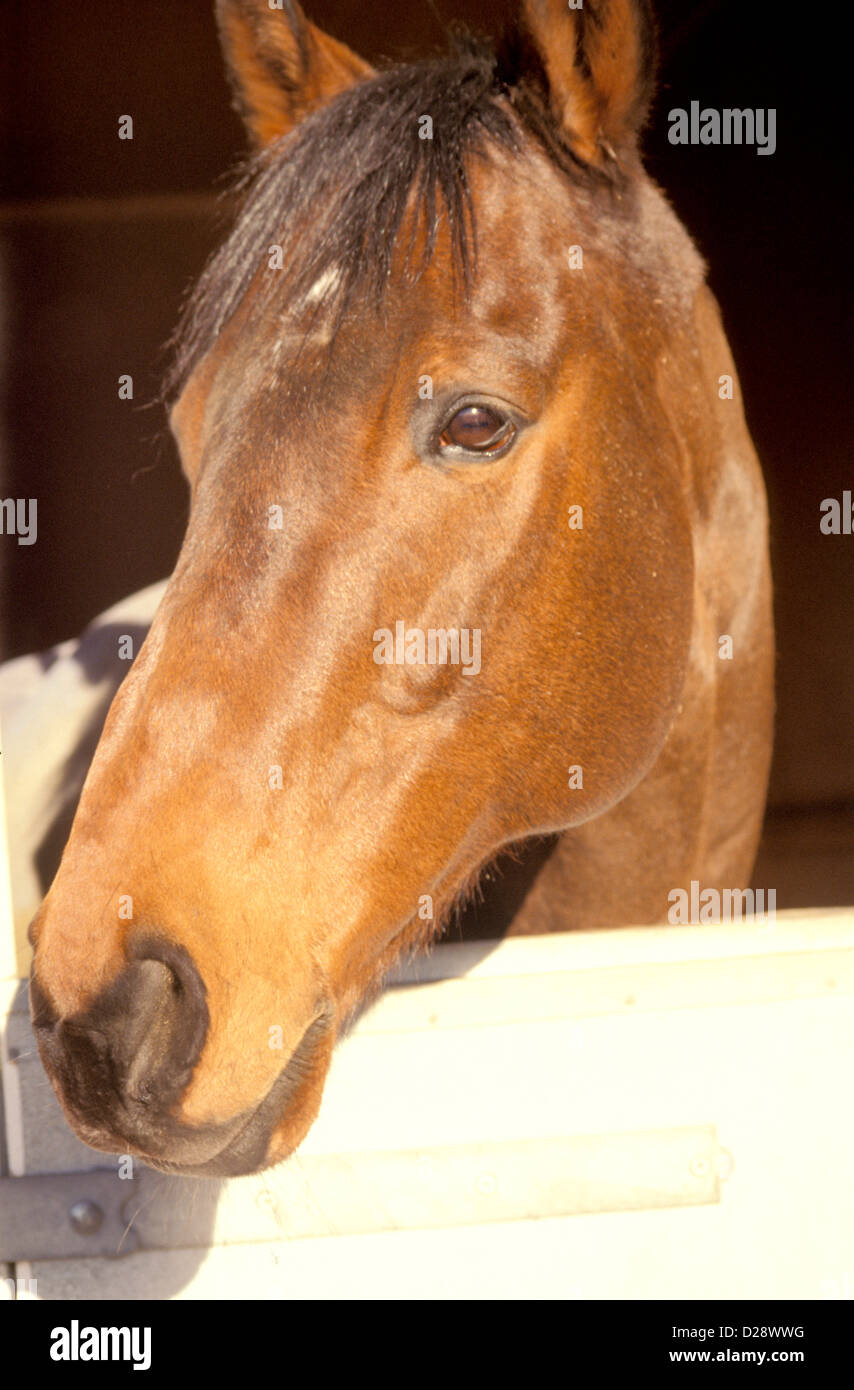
left=520, top=0, right=656, bottom=166
left=216, top=0, right=374, bottom=148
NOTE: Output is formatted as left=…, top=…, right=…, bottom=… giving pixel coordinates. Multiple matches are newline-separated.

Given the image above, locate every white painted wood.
left=3, top=911, right=853, bottom=1297
left=389, top=910, right=854, bottom=985
left=0, top=980, right=26, bottom=1177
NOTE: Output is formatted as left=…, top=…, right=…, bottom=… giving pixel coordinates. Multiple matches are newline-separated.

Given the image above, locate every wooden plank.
left=25, top=1202, right=854, bottom=1302
left=389, top=910, right=854, bottom=985
left=3, top=915, right=853, bottom=1298
left=122, top=1127, right=719, bottom=1252
left=364, top=946, right=854, bottom=1033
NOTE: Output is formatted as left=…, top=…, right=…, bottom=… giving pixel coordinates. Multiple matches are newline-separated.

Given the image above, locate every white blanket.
left=0, top=581, right=167, bottom=971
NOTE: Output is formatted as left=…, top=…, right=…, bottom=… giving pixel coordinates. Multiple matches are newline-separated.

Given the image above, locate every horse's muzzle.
left=30, top=938, right=326, bottom=1175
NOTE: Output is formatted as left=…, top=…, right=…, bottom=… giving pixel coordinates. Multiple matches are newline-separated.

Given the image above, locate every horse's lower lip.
left=142, top=1111, right=279, bottom=1177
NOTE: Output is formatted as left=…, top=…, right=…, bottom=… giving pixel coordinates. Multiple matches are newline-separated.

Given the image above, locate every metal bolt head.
left=69, top=1199, right=104, bottom=1235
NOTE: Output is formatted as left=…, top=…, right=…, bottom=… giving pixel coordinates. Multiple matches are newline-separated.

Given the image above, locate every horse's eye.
left=438, top=405, right=517, bottom=458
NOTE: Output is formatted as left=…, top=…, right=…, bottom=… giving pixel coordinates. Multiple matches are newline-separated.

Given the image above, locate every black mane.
left=165, top=31, right=586, bottom=399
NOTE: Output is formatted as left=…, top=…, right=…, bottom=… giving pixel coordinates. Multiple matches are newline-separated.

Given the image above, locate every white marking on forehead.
left=303, top=265, right=343, bottom=305
left=266, top=266, right=344, bottom=369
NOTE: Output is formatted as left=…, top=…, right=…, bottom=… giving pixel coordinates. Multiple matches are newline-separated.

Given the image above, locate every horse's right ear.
left=216, top=0, right=374, bottom=148
left=520, top=0, right=656, bottom=167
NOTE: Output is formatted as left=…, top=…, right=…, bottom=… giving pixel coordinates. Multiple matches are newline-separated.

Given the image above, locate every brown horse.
left=29, top=0, right=773, bottom=1176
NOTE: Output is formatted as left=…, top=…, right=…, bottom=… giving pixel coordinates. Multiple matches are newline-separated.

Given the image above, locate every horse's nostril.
left=122, top=958, right=187, bottom=1100
left=37, top=939, right=209, bottom=1119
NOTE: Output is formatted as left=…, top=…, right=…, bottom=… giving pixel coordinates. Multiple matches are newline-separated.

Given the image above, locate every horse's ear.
left=520, top=0, right=656, bottom=166
left=216, top=0, right=374, bottom=147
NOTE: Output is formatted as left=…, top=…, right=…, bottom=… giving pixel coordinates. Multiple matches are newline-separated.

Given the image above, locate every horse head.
left=29, top=0, right=771, bottom=1174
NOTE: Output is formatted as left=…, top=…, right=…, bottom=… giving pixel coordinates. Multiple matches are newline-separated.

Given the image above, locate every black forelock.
left=164, top=29, right=593, bottom=400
